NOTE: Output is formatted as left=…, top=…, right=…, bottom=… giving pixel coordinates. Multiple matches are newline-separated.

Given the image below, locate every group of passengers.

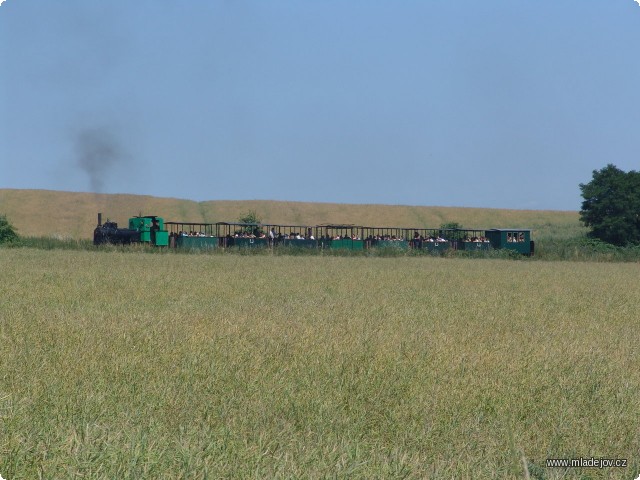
left=175, top=230, right=213, bottom=238
left=269, top=228, right=316, bottom=241
left=274, top=232, right=316, bottom=240
left=462, top=236, right=491, bottom=243
left=328, top=234, right=361, bottom=240
left=168, top=231, right=213, bottom=238
left=229, top=228, right=317, bottom=241
left=507, top=232, right=526, bottom=243
left=366, top=234, right=406, bottom=242
left=409, top=232, right=446, bottom=249
left=232, top=230, right=267, bottom=239
left=413, top=232, right=448, bottom=242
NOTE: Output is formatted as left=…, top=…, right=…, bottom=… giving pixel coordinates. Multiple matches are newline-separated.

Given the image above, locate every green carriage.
left=444, top=229, right=492, bottom=252
left=363, top=227, right=409, bottom=249
left=165, top=221, right=219, bottom=249
left=216, top=222, right=268, bottom=248
left=484, top=229, right=533, bottom=256
left=405, top=228, right=451, bottom=253
left=264, top=224, right=318, bottom=248
left=316, top=225, right=365, bottom=250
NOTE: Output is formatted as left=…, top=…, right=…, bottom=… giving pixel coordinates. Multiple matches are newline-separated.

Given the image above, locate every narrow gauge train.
left=93, top=213, right=534, bottom=255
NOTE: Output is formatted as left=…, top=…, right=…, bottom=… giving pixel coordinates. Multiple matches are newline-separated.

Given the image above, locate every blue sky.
left=1, top=1, right=639, bottom=210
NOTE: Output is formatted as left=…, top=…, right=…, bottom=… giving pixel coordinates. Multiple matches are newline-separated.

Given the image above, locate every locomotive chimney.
left=97, top=212, right=102, bottom=227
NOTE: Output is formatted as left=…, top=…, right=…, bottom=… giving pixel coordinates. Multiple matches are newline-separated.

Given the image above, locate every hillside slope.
left=0, top=189, right=582, bottom=239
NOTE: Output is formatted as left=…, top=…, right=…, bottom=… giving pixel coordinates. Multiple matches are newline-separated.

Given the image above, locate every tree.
left=238, top=210, right=263, bottom=235
left=238, top=210, right=261, bottom=225
left=440, top=222, right=463, bottom=230
left=579, top=164, right=640, bottom=246
left=0, top=214, right=19, bottom=244
left=440, top=222, right=465, bottom=241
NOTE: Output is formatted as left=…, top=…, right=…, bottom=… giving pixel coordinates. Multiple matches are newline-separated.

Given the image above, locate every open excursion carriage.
left=94, top=214, right=534, bottom=255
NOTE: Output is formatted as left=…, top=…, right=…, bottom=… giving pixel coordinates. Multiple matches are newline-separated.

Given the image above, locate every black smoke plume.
left=76, top=127, right=122, bottom=193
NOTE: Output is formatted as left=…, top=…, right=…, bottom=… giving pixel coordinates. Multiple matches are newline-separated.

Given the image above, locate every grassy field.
left=1, top=248, right=639, bottom=479
left=0, top=189, right=582, bottom=240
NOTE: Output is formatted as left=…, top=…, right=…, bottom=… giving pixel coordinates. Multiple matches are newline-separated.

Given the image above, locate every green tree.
left=579, top=164, right=640, bottom=246
left=238, top=210, right=261, bottom=225
left=440, top=222, right=463, bottom=230
left=238, top=210, right=263, bottom=235
left=440, top=222, right=464, bottom=241
left=0, top=214, right=19, bottom=244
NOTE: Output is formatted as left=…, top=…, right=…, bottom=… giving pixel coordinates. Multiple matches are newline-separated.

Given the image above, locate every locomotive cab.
left=128, top=216, right=169, bottom=247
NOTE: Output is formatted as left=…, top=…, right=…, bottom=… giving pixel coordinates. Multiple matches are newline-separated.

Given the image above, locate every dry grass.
left=0, top=189, right=203, bottom=239
left=1, top=248, right=638, bottom=478
left=0, top=189, right=581, bottom=240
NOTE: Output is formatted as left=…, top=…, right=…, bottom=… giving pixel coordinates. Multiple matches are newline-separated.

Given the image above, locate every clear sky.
left=1, top=1, right=639, bottom=210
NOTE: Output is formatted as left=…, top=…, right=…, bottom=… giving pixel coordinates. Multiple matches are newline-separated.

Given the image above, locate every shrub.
left=0, top=214, right=19, bottom=244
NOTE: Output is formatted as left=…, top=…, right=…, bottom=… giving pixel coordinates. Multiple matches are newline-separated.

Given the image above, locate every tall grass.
left=7, top=233, right=640, bottom=263
left=1, top=249, right=639, bottom=478
left=15, top=236, right=94, bottom=250
left=534, top=237, right=640, bottom=262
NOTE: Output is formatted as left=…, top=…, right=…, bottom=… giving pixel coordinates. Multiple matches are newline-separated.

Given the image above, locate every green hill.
left=0, top=189, right=583, bottom=239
